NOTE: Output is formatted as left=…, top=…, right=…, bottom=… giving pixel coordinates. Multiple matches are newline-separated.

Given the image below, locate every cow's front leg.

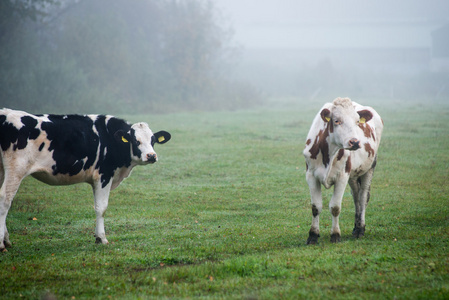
left=329, top=175, right=349, bottom=243
left=92, top=181, right=112, bottom=244
left=306, top=174, right=322, bottom=245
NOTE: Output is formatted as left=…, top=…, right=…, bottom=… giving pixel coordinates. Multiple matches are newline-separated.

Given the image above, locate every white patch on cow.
left=40, top=114, right=51, bottom=122
left=1, top=108, right=28, bottom=129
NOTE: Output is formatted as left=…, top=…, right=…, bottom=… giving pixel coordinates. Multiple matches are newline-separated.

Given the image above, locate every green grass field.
left=1, top=98, right=448, bottom=299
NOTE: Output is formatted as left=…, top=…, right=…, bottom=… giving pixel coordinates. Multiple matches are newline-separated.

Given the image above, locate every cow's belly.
left=31, top=169, right=94, bottom=186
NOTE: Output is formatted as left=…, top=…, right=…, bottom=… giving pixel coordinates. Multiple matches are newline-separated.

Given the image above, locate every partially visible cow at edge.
left=303, top=97, right=383, bottom=244
left=0, top=108, right=171, bottom=251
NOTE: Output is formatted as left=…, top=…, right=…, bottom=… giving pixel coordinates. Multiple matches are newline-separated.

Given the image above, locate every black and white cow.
left=0, top=108, right=171, bottom=250
left=303, top=97, right=383, bottom=244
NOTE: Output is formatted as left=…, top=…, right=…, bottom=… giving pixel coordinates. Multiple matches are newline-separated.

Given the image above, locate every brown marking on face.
left=309, top=127, right=330, bottom=167
left=306, top=139, right=311, bottom=146
left=331, top=206, right=340, bottom=217
left=345, top=155, right=352, bottom=173
left=312, top=204, right=319, bottom=217
left=358, top=123, right=376, bottom=141
left=337, top=149, right=345, bottom=161
left=364, top=143, right=375, bottom=157
left=328, top=117, right=334, bottom=133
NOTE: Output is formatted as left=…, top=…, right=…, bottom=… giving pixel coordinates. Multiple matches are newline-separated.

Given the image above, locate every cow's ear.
left=357, top=110, right=373, bottom=124
left=154, top=131, right=171, bottom=144
left=320, top=108, right=331, bottom=122
left=114, top=130, right=131, bottom=144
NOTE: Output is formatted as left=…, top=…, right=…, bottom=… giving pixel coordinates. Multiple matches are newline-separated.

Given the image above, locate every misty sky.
left=214, top=0, right=449, bottom=49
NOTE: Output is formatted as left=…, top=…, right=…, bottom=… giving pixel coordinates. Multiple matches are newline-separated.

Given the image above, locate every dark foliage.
left=0, top=0, right=262, bottom=114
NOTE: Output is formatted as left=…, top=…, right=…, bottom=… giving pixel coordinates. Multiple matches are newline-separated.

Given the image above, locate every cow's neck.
left=320, top=141, right=347, bottom=188
left=111, top=163, right=137, bottom=190
left=328, top=141, right=343, bottom=162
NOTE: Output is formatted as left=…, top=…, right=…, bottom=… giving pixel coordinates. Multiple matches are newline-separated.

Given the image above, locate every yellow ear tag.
left=121, top=136, right=129, bottom=143
left=359, top=117, right=366, bottom=124
left=325, top=117, right=331, bottom=122
left=158, top=136, right=165, bottom=143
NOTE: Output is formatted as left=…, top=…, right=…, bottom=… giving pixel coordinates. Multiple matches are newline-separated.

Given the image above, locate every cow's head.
left=320, top=97, right=372, bottom=151
left=115, top=122, right=171, bottom=164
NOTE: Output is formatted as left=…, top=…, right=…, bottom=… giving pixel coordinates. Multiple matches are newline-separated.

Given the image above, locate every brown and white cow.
left=0, top=108, right=171, bottom=251
left=303, top=97, right=383, bottom=244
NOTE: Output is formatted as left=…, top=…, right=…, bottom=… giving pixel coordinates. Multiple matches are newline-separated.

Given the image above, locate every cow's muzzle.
left=347, top=138, right=360, bottom=150
left=147, top=153, right=158, bottom=163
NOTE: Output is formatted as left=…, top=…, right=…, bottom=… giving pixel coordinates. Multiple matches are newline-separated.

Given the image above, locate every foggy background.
left=1, top=0, right=448, bottom=114
left=215, top=0, right=449, bottom=102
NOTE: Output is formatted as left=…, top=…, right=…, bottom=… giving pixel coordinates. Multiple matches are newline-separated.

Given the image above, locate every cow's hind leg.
left=349, top=167, right=375, bottom=238
left=349, top=178, right=362, bottom=237
left=0, top=173, right=24, bottom=251
left=0, top=155, right=4, bottom=188
left=92, top=182, right=111, bottom=245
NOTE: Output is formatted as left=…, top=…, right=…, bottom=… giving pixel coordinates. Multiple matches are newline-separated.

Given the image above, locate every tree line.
left=0, top=0, right=262, bottom=114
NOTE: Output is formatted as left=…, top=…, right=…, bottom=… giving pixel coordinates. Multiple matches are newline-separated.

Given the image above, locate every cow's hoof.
left=4, top=240, right=12, bottom=248
left=1, top=248, right=7, bottom=253
left=330, top=233, right=341, bottom=243
left=307, top=231, right=320, bottom=245
left=352, top=226, right=365, bottom=238
left=95, top=237, right=109, bottom=244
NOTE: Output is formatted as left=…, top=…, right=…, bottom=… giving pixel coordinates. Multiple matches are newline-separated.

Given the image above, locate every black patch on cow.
left=331, top=206, right=341, bottom=217
left=39, top=142, right=45, bottom=151
left=0, top=115, right=18, bottom=151
left=0, top=114, right=41, bottom=151
left=16, top=116, right=41, bottom=150
left=41, top=115, right=101, bottom=177
left=94, top=116, right=134, bottom=188
left=311, top=204, right=319, bottom=217
left=129, top=129, right=142, bottom=161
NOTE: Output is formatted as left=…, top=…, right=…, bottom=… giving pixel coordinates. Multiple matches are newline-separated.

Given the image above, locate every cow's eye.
left=334, top=120, right=341, bottom=125
left=136, top=140, right=141, bottom=146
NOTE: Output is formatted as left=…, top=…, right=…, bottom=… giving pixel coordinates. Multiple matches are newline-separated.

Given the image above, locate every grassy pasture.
left=1, top=98, right=448, bottom=299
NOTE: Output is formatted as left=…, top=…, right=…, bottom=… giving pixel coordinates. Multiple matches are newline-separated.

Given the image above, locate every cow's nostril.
left=348, top=139, right=360, bottom=150
left=147, top=153, right=157, bottom=162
